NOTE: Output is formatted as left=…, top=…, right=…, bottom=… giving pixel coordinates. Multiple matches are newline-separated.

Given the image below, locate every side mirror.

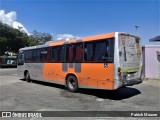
left=102, top=56, right=108, bottom=61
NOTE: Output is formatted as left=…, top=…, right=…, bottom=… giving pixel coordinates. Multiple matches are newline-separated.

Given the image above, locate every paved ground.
left=0, top=68, right=159, bottom=120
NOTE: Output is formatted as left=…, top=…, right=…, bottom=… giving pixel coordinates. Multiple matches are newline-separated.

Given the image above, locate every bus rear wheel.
left=25, top=71, right=31, bottom=82
left=66, top=76, right=78, bottom=92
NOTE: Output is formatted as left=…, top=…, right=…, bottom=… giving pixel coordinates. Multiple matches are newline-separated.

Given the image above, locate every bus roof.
left=49, top=32, right=115, bottom=46
left=19, top=32, right=139, bottom=51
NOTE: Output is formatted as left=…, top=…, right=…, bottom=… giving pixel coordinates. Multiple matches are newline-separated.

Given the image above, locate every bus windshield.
left=119, top=34, right=142, bottom=72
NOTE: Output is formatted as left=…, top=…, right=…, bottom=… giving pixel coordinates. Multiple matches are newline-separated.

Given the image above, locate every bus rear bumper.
left=122, top=78, right=143, bottom=87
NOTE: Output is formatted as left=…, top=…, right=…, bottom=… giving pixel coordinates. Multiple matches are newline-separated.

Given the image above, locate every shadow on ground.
left=79, top=87, right=141, bottom=100
left=20, top=79, right=141, bottom=100
left=20, top=79, right=65, bottom=90
left=0, top=66, right=17, bottom=68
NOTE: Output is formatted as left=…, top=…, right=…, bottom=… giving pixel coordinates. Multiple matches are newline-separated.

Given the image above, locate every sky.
left=0, top=0, right=159, bottom=45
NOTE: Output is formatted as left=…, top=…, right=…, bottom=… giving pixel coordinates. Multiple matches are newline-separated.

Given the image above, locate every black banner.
left=0, top=111, right=159, bottom=117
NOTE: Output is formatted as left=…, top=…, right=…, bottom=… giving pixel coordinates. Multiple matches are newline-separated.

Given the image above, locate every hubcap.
left=26, top=73, right=29, bottom=81
left=69, top=79, right=75, bottom=89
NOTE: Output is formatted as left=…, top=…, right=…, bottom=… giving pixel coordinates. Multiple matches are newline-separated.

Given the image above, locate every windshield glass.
left=119, top=34, right=142, bottom=72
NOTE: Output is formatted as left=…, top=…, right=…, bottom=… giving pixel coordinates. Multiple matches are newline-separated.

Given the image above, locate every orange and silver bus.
left=17, top=32, right=143, bottom=92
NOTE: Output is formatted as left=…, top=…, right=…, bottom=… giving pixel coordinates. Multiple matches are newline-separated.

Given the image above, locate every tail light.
left=118, top=67, right=121, bottom=77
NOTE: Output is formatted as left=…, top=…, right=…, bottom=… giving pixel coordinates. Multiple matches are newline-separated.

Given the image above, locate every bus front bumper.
left=122, top=78, right=143, bottom=87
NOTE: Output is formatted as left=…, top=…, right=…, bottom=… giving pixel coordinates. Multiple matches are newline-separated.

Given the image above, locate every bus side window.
left=25, top=50, right=32, bottom=63
left=59, top=46, right=66, bottom=62
left=52, top=47, right=60, bottom=62
left=84, top=42, right=94, bottom=61
left=46, top=47, right=51, bottom=62
left=66, top=44, right=83, bottom=63
left=94, top=40, right=108, bottom=61
left=40, top=48, right=44, bottom=62
left=108, top=39, right=114, bottom=60
left=84, top=39, right=114, bottom=62
left=32, top=49, right=40, bottom=63
left=75, top=44, right=83, bottom=62
left=40, top=47, right=51, bottom=63
left=67, top=45, right=74, bottom=62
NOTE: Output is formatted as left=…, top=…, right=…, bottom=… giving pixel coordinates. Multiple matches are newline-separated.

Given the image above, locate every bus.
left=17, top=32, right=143, bottom=92
left=0, top=56, right=17, bottom=67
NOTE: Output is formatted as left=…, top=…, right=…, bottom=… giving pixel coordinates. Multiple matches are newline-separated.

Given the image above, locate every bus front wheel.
left=66, top=76, right=78, bottom=92
left=25, top=71, right=31, bottom=82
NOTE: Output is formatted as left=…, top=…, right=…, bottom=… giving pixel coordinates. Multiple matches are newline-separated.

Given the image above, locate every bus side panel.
left=17, top=65, right=25, bottom=78
left=42, top=63, right=66, bottom=84
left=42, top=63, right=114, bottom=90
left=79, top=63, right=114, bottom=90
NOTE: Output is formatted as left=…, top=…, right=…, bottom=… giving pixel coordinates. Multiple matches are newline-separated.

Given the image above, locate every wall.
left=143, top=45, right=160, bottom=78
left=157, top=51, right=160, bottom=78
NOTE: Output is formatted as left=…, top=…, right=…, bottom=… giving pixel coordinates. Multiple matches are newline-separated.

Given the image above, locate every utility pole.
left=135, top=26, right=139, bottom=35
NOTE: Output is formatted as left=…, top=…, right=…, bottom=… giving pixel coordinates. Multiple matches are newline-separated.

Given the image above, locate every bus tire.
left=66, top=76, right=78, bottom=92
left=25, top=71, right=31, bottom=82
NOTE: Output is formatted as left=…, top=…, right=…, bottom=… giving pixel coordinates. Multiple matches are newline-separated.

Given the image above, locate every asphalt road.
left=0, top=68, right=160, bottom=120
left=0, top=68, right=17, bottom=76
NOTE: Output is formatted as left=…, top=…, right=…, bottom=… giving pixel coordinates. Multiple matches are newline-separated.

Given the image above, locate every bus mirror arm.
left=102, top=56, right=113, bottom=62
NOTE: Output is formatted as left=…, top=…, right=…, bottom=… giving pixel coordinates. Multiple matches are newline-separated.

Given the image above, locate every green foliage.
left=30, top=31, right=53, bottom=45
left=0, top=36, right=7, bottom=55
left=0, top=22, right=53, bottom=56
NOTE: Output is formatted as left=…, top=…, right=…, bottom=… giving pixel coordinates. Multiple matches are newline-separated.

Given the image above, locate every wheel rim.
left=68, top=79, right=75, bottom=89
left=26, top=72, right=29, bottom=81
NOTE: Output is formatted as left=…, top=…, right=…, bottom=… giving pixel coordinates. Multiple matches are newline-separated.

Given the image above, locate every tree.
left=30, top=31, right=53, bottom=45
left=0, top=22, right=53, bottom=56
left=0, top=36, right=7, bottom=55
left=0, top=22, right=30, bottom=55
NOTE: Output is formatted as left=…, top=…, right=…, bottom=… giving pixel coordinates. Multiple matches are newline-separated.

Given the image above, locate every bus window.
left=108, top=39, right=114, bottom=60
left=25, top=50, right=32, bottom=63
left=18, top=51, right=24, bottom=65
left=84, top=42, right=94, bottom=61
left=84, top=39, right=113, bottom=62
left=67, top=45, right=74, bottom=62
left=75, top=44, right=83, bottom=62
left=52, top=47, right=60, bottom=62
left=32, top=49, right=40, bottom=63
left=40, top=47, right=51, bottom=63
left=59, top=46, right=66, bottom=62
left=94, top=40, right=108, bottom=62
left=46, top=47, right=51, bottom=62
left=67, top=43, right=83, bottom=62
